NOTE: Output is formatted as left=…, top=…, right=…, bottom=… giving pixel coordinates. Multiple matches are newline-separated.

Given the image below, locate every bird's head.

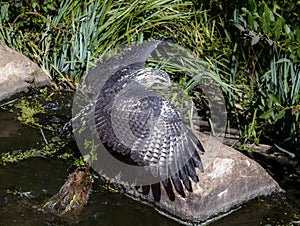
left=132, top=68, right=171, bottom=88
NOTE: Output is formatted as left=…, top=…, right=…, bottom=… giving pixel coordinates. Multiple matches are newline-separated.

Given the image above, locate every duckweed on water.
left=14, top=99, right=48, bottom=129
left=0, top=140, right=69, bottom=166
left=0, top=91, right=76, bottom=166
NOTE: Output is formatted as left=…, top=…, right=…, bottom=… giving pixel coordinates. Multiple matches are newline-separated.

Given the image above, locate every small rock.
left=0, top=45, right=50, bottom=102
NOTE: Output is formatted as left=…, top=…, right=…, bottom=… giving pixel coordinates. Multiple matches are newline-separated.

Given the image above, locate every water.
left=0, top=92, right=299, bottom=225
left=0, top=158, right=178, bottom=226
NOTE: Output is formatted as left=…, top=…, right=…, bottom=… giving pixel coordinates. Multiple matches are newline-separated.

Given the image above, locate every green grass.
left=0, top=0, right=197, bottom=84
left=0, top=0, right=299, bottom=158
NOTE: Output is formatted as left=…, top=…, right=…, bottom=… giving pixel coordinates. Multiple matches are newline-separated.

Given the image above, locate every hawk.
left=93, top=62, right=205, bottom=199
left=61, top=40, right=206, bottom=200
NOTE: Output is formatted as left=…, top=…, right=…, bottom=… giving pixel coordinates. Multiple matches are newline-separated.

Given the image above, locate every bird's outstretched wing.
left=95, top=86, right=204, bottom=196
left=127, top=95, right=204, bottom=195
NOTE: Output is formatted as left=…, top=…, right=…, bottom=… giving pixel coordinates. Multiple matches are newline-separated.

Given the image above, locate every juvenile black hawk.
left=62, top=40, right=206, bottom=200
left=92, top=62, right=205, bottom=199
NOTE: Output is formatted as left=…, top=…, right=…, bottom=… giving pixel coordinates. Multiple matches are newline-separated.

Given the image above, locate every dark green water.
left=0, top=93, right=299, bottom=225
left=0, top=158, right=181, bottom=226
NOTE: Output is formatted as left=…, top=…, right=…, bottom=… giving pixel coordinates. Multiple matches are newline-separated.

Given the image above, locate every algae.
left=0, top=90, right=75, bottom=165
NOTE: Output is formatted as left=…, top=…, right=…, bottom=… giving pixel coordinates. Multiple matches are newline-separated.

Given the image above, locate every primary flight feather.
left=93, top=62, right=205, bottom=197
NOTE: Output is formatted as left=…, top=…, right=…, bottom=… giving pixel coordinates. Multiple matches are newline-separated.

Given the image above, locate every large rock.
left=0, top=45, right=50, bottom=102
left=109, top=133, right=282, bottom=224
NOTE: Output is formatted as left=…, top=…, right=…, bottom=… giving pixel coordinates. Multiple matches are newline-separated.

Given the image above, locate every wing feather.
left=94, top=66, right=205, bottom=197
left=126, top=95, right=204, bottom=194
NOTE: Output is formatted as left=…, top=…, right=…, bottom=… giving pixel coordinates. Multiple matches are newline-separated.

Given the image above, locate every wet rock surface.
left=0, top=45, right=50, bottom=102
left=106, top=133, right=282, bottom=224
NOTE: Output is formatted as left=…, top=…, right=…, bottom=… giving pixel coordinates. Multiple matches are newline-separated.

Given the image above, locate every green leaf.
left=275, top=58, right=290, bottom=64
left=264, top=4, right=274, bottom=22
left=261, top=13, right=269, bottom=32
left=239, top=13, right=248, bottom=28
left=273, top=109, right=286, bottom=121
left=235, top=24, right=246, bottom=32
left=241, top=7, right=251, bottom=15
left=268, top=93, right=282, bottom=106
left=248, top=0, right=257, bottom=11
left=274, top=144, right=296, bottom=158
left=260, top=108, right=274, bottom=119
left=248, top=14, right=253, bottom=29
left=296, top=29, right=300, bottom=42
left=273, top=18, right=285, bottom=40
left=284, top=24, right=291, bottom=34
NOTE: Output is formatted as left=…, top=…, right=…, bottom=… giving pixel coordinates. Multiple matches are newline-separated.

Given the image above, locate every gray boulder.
left=0, top=45, right=50, bottom=102
left=111, top=133, right=282, bottom=224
